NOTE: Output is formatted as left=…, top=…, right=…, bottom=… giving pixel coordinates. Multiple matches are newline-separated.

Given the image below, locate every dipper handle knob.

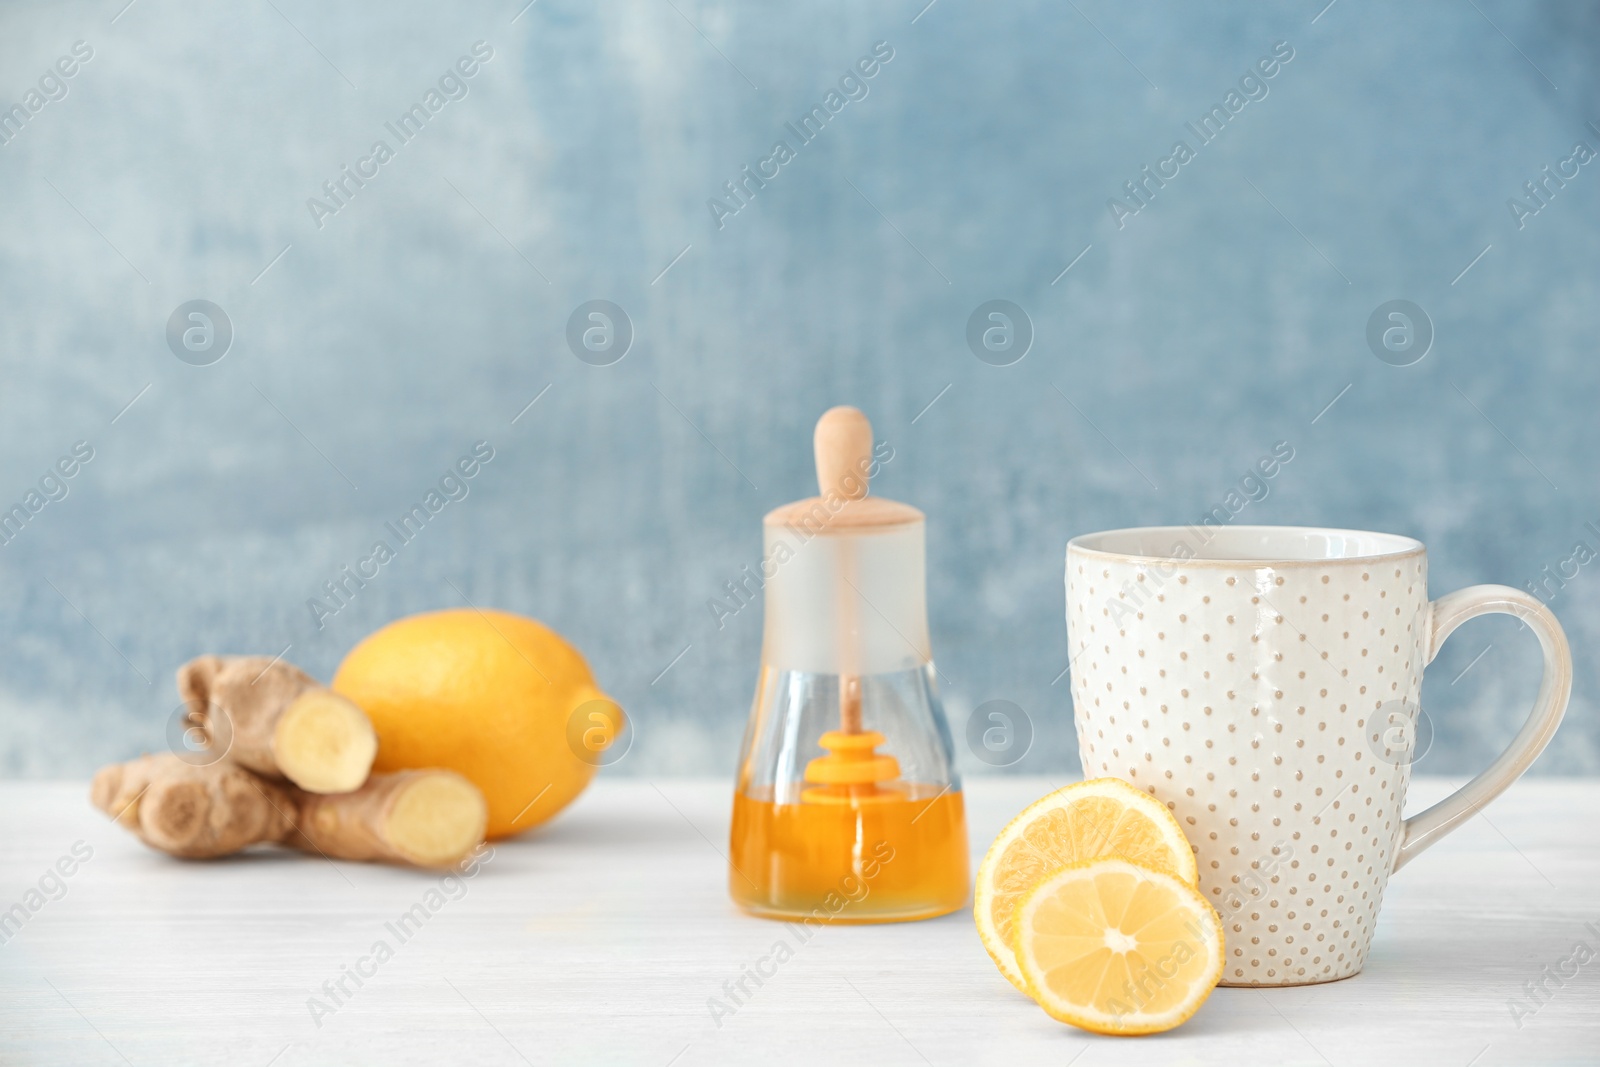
left=814, top=406, right=872, bottom=502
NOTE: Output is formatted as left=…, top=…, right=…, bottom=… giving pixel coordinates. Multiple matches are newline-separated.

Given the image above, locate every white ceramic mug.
left=1065, top=526, right=1571, bottom=987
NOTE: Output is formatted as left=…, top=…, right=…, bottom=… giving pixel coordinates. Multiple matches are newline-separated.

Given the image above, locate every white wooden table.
left=1, top=776, right=1595, bottom=1066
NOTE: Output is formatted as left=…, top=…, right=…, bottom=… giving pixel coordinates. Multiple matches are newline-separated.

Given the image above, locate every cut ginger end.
left=273, top=689, right=378, bottom=794
left=385, top=774, right=489, bottom=868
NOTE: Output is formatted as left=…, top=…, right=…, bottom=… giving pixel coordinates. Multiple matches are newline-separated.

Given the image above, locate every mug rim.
left=1067, top=524, right=1426, bottom=567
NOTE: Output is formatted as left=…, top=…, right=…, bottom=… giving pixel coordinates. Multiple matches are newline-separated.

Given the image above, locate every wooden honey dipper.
left=813, top=406, right=873, bottom=734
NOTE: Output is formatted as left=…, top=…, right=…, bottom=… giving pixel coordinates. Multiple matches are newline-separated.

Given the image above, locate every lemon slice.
left=974, top=778, right=1198, bottom=993
left=1014, top=857, right=1223, bottom=1034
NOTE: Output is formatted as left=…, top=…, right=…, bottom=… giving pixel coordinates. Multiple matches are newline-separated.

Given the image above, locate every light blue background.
left=1, top=0, right=1595, bottom=777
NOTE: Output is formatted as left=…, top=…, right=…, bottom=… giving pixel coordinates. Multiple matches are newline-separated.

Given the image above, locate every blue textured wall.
left=1, top=0, right=1595, bottom=777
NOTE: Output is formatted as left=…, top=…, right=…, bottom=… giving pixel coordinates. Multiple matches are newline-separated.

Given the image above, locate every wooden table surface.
left=1, top=776, right=1595, bottom=1066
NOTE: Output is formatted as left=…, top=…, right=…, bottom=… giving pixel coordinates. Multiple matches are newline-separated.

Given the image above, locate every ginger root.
left=92, top=754, right=487, bottom=869
left=291, top=770, right=488, bottom=867
left=92, top=753, right=296, bottom=859
left=178, top=655, right=377, bottom=794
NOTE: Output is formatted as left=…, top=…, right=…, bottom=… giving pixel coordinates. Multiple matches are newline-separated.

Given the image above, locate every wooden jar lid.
left=763, top=406, right=923, bottom=532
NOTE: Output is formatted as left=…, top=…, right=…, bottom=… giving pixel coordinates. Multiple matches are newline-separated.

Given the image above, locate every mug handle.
left=1393, top=585, right=1572, bottom=872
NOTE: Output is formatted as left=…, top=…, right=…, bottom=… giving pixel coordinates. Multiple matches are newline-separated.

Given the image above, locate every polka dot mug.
left=1066, top=525, right=1571, bottom=986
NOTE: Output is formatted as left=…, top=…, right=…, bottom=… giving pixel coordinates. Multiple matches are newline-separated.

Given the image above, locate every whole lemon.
left=332, top=608, right=616, bottom=838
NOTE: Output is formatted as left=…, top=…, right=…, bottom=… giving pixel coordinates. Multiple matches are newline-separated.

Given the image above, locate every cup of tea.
left=1065, top=525, right=1571, bottom=986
